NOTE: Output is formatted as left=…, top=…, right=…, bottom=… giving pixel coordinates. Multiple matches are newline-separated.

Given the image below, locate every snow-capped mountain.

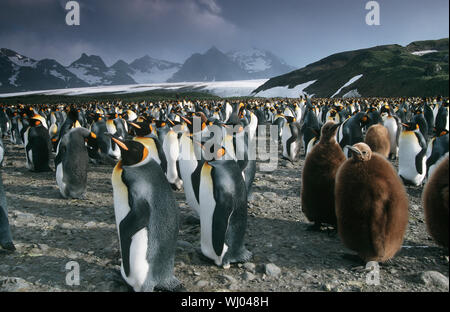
left=168, top=46, right=248, bottom=82
left=168, top=47, right=295, bottom=82
left=0, top=47, right=296, bottom=93
left=67, top=53, right=135, bottom=86
left=226, top=48, right=296, bottom=79
left=113, top=55, right=182, bottom=84
left=0, top=48, right=88, bottom=93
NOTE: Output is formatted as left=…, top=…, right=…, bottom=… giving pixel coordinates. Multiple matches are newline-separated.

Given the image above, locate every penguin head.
left=402, top=122, right=419, bottom=132
left=320, top=121, right=340, bottom=142
left=285, top=116, right=296, bottom=124
left=346, top=143, right=372, bottom=162
left=30, top=114, right=45, bottom=127
left=108, top=135, right=148, bottom=167
left=128, top=120, right=153, bottom=137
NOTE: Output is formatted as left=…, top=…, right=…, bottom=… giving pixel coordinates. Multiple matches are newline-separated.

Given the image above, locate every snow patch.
left=411, top=50, right=438, bottom=56
left=8, top=55, right=37, bottom=68
left=8, top=71, right=19, bottom=86
left=227, top=49, right=272, bottom=73
left=0, top=79, right=270, bottom=98
left=66, top=66, right=102, bottom=85
left=342, top=89, right=361, bottom=98
left=49, top=70, right=68, bottom=81
left=331, top=74, right=363, bottom=98
left=253, top=80, right=317, bottom=98
left=130, top=67, right=180, bottom=84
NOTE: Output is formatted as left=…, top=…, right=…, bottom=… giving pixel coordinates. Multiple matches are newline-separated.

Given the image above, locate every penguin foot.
left=0, top=242, right=16, bottom=252
left=155, top=278, right=185, bottom=292
left=223, top=248, right=253, bottom=265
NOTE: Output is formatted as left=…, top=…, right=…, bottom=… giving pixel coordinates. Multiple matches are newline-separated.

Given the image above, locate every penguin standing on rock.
left=55, top=128, right=98, bottom=199
left=111, top=137, right=182, bottom=292
left=422, top=155, right=449, bottom=248
left=194, top=148, right=252, bottom=268
left=398, top=122, right=427, bottom=186
left=335, top=143, right=409, bottom=262
left=301, top=122, right=346, bottom=229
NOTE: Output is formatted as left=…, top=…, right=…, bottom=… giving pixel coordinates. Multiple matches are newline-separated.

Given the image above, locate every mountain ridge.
left=252, top=38, right=449, bottom=97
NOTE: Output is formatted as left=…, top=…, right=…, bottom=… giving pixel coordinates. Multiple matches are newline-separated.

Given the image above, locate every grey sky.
left=0, top=0, right=448, bottom=68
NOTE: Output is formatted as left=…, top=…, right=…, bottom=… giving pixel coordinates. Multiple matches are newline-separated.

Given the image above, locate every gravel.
left=0, top=136, right=448, bottom=292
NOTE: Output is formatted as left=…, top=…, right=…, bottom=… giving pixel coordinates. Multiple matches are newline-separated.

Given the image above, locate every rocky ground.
left=0, top=134, right=448, bottom=292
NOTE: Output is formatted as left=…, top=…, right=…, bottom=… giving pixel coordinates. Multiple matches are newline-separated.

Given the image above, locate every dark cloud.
left=0, top=0, right=448, bottom=68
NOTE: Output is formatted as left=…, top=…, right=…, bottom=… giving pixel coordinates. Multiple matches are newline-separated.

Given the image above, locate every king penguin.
left=55, top=127, right=97, bottom=199
left=398, top=122, right=427, bottom=186
left=301, top=121, right=346, bottom=229
left=24, top=115, right=52, bottom=172
left=111, top=137, right=182, bottom=292
left=426, top=129, right=449, bottom=178
left=422, top=155, right=449, bottom=248
left=281, top=116, right=302, bottom=162
left=194, top=148, right=252, bottom=268
left=335, top=143, right=409, bottom=262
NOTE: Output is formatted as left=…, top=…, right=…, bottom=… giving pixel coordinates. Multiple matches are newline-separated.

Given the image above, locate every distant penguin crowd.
left=0, top=94, right=448, bottom=291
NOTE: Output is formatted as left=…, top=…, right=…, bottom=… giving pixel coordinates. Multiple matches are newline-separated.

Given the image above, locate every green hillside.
left=253, top=38, right=449, bottom=97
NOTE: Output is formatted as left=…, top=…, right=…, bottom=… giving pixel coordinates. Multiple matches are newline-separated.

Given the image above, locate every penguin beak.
left=345, top=145, right=361, bottom=156
left=128, top=121, right=141, bottom=129
left=177, top=114, right=192, bottom=125
left=105, top=133, right=129, bottom=151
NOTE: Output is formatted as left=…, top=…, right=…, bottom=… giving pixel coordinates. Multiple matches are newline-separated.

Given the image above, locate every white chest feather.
left=112, top=165, right=149, bottom=292
left=398, top=133, right=426, bottom=185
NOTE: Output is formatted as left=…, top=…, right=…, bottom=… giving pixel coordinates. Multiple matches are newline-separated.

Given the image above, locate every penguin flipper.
left=211, top=192, right=234, bottom=258
left=415, top=148, right=427, bottom=175
left=119, top=199, right=150, bottom=277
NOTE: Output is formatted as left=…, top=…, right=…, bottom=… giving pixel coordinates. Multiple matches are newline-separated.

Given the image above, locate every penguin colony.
left=0, top=95, right=448, bottom=291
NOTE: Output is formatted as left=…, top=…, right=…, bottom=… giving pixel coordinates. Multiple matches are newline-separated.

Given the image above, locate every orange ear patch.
left=216, top=148, right=226, bottom=159
left=90, top=132, right=97, bottom=139
left=142, top=146, right=149, bottom=162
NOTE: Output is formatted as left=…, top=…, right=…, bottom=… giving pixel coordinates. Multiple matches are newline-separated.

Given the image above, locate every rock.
left=420, top=271, right=449, bottom=291
left=263, top=192, right=277, bottom=199
left=242, top=272, right=256, bottom=281
left=38, top=244, right=50, bottom=251
left=222, top=274, right=237, bottom=284
left=61, top=223, right=72, bottom=229
left=243, top=262, right=256, bottom=273
left=0, top=277, right=35, bottom=292
left=323, top=283, right=333, bottom=291
left=0, top=265, right=10, bottom=271
left=196, top=280, right=208, bottom=288
left=14, top=212, right=34, bottom=221
left=265, top=263, right=281, bottom=277
left=85, top=221, right=96, bottom=228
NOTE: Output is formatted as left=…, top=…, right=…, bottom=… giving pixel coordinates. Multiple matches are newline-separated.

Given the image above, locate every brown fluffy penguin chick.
left=365, top=124, right=390, bottom=158
left=335, top=143, right=409, bottom=262
left=423, top=155, right=449, bottom=248
left=301, top=121, right=346, bottom=228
